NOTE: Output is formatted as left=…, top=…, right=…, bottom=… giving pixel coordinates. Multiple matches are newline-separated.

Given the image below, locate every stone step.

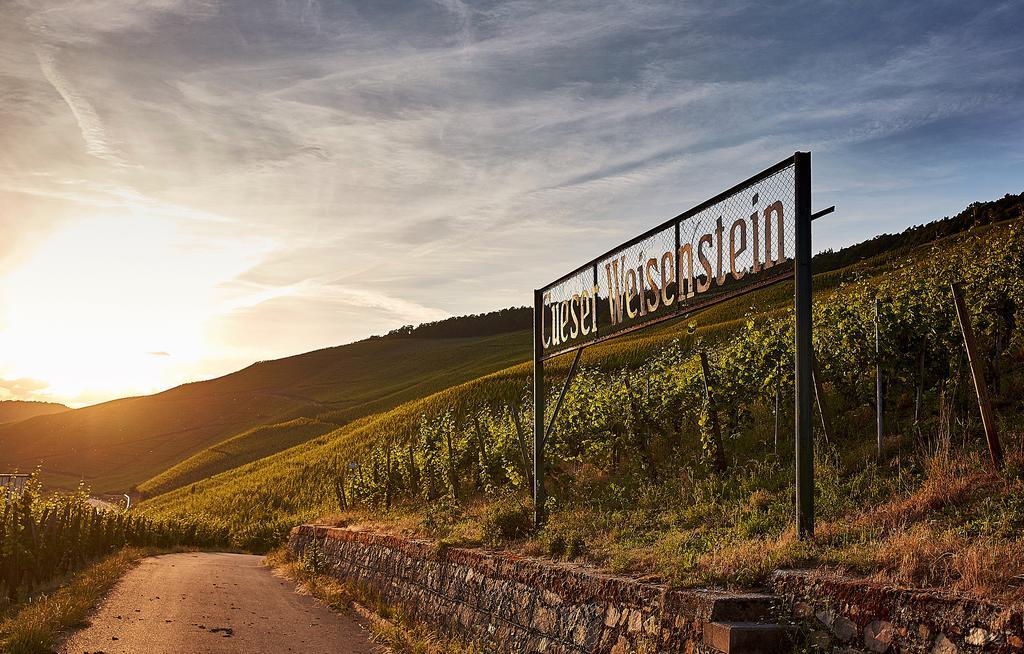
left=707, top=593, right=779, bottom=622
left=703, top=621, right=792, bottom=654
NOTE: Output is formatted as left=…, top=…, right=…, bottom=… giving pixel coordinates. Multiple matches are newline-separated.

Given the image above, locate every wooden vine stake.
left=699, top=351, right=728, bottom=472
left=811, top=352, right=831, bottom=445
left=773, top=386, right=780, bottom=454
left=914, top=346, right=926, bottom=426
left=874, top=299, right=884, bottom=458
left=332, top=456, right=347, bottom=509
left=950, top=282, right=1004, bottom=471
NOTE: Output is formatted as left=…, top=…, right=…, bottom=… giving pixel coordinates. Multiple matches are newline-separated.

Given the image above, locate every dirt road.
left=60, top=552, right=382, bottom=654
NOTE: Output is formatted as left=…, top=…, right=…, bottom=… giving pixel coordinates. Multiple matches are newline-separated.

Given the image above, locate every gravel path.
left=60, top=552, right=382, bottom=654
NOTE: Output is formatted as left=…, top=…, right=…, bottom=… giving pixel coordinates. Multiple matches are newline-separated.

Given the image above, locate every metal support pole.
left=810, top=206, right=835, bottom=221
left=794, top=151, right=814, bottom=539
left=951, top=282, right=1004, bottom=471
left=533, top=289, right=547, bottom=526
left=773, top=360, right=781, bottom=454
left=773, top=387, right=780, bottom=454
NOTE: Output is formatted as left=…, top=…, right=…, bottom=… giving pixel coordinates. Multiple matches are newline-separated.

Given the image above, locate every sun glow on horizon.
left=0, top=214, right=273, bottom=406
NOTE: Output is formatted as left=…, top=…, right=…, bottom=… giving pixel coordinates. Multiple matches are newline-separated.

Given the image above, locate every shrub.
left=422, top=495, right=463, bottom=532
left=480, top=495, right=534, bottom=545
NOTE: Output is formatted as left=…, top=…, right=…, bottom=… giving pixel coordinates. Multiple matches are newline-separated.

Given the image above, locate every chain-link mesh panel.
left=677, top=162, right=796, bottom=306
left=540, top=159, right=796, bottom=358
left=596, top=224, right=677, bottom=340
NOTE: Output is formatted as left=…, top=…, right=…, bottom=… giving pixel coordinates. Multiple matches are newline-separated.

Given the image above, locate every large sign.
left=539, top=156, right=798, bottom=359
left=532, top=152, right=815, bottom=538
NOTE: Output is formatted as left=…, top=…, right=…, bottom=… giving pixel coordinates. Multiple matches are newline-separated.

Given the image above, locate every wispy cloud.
left=0, top=0, right=1022, bottom=403
left=0, top=377, right=51, bottom=402
left=34, top=45, right=123, bottom=164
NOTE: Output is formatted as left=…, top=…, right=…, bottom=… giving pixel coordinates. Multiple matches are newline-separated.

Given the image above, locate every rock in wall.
left=771, top=570, right=1024, bottom=653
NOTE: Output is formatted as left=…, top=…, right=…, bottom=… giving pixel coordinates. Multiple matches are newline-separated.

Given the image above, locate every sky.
left=1, top=0, right=1022, bottom=407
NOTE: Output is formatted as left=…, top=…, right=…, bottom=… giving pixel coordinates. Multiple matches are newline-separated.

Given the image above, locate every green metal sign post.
left=533, top=152, right=820, bottom=538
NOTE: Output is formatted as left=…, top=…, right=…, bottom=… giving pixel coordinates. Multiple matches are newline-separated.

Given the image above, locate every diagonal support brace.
left=543, top=347, right=584, bottom=448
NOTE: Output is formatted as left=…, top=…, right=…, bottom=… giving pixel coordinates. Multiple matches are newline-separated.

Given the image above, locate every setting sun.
left=0, top=214, right=268, bottom=405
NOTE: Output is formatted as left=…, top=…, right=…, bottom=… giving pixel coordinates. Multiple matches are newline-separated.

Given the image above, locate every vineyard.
left=0, top=476, right=224, bottom=608
left=137, top=208, right=1024, bottom=600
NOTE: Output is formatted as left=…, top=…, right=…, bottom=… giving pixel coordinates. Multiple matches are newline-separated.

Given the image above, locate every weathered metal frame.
left=540, top=155, right=796, bottom=292
left=541, top=268, right=796, bottom=362
left=532, top=289, right=546, bottom=525
left=539, top=154, right=798, bottom=362
left=533, top=152, right=816, bottom=536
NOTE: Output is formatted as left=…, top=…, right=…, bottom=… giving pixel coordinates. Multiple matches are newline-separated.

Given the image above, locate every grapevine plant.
left=0, top=475, right=224, bottom=605
left=140, top=220, right=1024, bottom=554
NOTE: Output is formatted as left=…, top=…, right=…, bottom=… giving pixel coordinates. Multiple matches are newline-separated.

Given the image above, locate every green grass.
left=138, top=418, right=337, bottom=497
left=0, top=548, right=151, bottom=654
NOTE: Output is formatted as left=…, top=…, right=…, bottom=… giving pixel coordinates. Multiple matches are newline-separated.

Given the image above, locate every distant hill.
left=0, top=400, right=69, bottom=424
left=0, top=331, right=531, bottom=493
left=813, top=192, right=1024, bottom=272
left=381, top=306, right=532, bottom=340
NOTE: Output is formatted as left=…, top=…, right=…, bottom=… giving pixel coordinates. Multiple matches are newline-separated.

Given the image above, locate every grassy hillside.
left=0, top=401, right=68, bottom=424
left=14, top=192, right=1022, bottom=529
left=0, top=331, right=531, bottom=493
left=136, top=219, right=870, bottom=503
left=140, top=213, right=1024, bottom=601
left=136, top=254, right=839, bottom=546
left=142, top=215, right=1023, bottom=534
left=127, top=216, right=872, bottom=500
left=138, top=418, right=336, bottom=497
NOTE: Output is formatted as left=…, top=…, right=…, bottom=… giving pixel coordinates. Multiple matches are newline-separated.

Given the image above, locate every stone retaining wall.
left=288, top=525, right=1024, bottom=654
left=771, top=570, right=1023, bottom=653
left=288, top=525, right=773, bottom=653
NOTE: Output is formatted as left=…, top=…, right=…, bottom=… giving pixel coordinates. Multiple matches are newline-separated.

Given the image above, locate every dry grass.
left=267, top=546, right=489, bottom=654
left=303, top=438, right=1024, bottom=606
left=816, top=448, right=1024, bottom=602
left=367, top=615, right=491, bottom=654
left=317, top=510, right=426, bottom=536
left=873, top=525, right=1024, bottom=600
left=694, top=531, right=817, bottom=588
left=839, top=452, right=993, bottom=533
left=0, top=547, right=153, bottom=654
left=386, top=440, right=1024, bottom=604
left=315, top=494, right=528, bottom=551
left=703, top=447, right=1024, bottom=602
